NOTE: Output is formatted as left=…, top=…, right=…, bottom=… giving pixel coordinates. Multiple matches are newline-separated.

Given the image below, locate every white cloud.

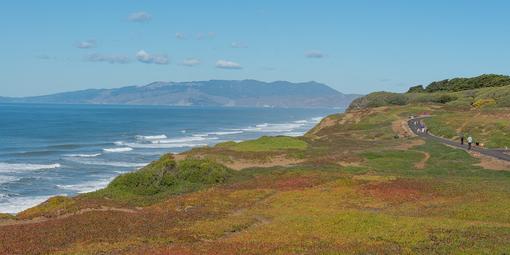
left=175, top=32, right=186, bottom=40
left=196, top=32, right=216, bottom=40
left=181, top=58, right=201, bottom=67
left=305, top=50, right=325, bottom=58
left=216, top=60, right=242, bottom=69
left=136, top=50, right=169, bottom=65
left=76, top=40, right=96, bottom=49
left=86, top=53, right=131, bottom=64
left=231, top=42, right=247, bottom=48
left=128, top=11, right=152, bottom=22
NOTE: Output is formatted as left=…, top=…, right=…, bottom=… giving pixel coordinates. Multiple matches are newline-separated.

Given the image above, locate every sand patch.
left=173, top=154, right=187, bottom=161
left=471, top=151, right=510, bottom=171
left=224, top=155, right=304, bottom=170
left=392, top=119, right=415, bottom=138
left=338, top=112, right=362, bottom=125
left=394, top=138, right=425, bottom=150
left=307, top=116, right=338, bottom=137
left=175, top=152, right=303, bottom=170
left=338, top=161, right=363, bottom=167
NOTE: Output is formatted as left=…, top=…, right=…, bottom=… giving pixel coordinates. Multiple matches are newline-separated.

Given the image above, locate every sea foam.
left=153, top=136, right=211, bottom=144
left=103, top=147, right=133, bottom=153
left=64, top=153, right=101, bottom=158
left=64, top=158, right=147, bottom=168
left=125, top=142, right=208, bottom=149
left=0, top=195, right=56, bottom=214
left=57, top=177, right=116, bottom=194
left=135, top=134, right=168, bottom=141
left=0, top=163, right=61, bottom=172
left=0, top=176, right=20, bottom=185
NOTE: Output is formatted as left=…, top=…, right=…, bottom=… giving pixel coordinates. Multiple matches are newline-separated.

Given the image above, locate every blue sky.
left=1, top=0, right=510, bottom=97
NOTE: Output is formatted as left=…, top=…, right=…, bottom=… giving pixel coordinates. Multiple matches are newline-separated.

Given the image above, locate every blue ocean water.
left=0, top=103, right=341, bottom=213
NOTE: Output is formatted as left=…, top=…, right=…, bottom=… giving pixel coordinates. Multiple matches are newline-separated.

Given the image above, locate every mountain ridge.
left=1, top=80, right=361, bottom=108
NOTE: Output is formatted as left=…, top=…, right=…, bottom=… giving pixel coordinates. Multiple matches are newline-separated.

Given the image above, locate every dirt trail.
left=456, top=112, right=481, bottom=133
left=414, top=151, right=430, bottom=169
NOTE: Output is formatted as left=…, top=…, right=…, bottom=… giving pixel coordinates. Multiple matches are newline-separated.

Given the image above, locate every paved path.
left=408, top=117, right=510, bottom=162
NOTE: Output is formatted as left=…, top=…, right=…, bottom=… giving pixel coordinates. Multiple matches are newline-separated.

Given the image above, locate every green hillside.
left=1, top=75, right=510, bottom=254
left=349, top=74, right=510, bottom=110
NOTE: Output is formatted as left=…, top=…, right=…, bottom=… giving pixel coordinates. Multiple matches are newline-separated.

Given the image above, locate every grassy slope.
left=348, top=81, right=510, bottom=148
left=1, top=104, right=510, bottom=254
left=216, top=136, right=308, bottom=152
left=423, top=108, right=510, bottom=148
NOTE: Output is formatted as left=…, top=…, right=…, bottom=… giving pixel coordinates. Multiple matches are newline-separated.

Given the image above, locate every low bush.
left=88, top=155, right=234, bottom=205
left=472, top=98, right=496, bottom=108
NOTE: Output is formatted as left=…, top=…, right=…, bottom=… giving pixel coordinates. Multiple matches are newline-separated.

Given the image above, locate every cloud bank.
left=76, top=40, right=96, bottom=49
left=305, top=50, right=325, bottom=58
left=182, top=58, right=201, bottom=67
left=136, top=50, right=169, bottom=65
left=86, top=53, right=131, bottom=64
left=231, top=42, right=248, bottom=48
left=175, top=32, right=186, bottom=40
left=128, top=12, right=152, bottom=22
left=216, top=60, right=242, bottom=69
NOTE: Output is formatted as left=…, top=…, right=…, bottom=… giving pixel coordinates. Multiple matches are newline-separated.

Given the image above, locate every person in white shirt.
left=467, top=135, right=473, bottom=150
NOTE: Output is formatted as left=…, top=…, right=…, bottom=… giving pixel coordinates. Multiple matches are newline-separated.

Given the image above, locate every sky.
left=1, top=0, right=510, bottom=97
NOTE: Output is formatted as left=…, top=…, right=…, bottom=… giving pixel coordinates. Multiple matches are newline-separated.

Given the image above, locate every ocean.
left=0, top=103, right=341, bottom=213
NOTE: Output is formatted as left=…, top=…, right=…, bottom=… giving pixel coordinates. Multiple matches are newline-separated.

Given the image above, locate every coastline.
left=0, top=106, right=339, bottom=214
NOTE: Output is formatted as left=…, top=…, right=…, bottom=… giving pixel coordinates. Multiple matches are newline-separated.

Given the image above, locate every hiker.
left=467, top=135, right=473, bottom=150
left=460, top=133, right=464, bottom=145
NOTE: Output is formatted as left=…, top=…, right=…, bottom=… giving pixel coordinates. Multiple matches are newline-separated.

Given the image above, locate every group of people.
left=460, top=133, right=474, bottom=150
left=412, top=117, right=476, bottom=151
left=415, top=120, right=428, bottom=134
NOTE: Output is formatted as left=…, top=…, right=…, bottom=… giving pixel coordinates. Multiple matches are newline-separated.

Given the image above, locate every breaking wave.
left=64, top=153, right=101, bottom=158
left=57, top=177, right=116, bottom=194
left=0, top=163, right=61, bottom=172
left=103, top=147, right=133, bottom=153
left=135, top=134, right=168, bottom=141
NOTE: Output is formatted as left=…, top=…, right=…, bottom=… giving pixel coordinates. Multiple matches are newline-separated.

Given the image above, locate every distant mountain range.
left=0, top=80, right=361, bottom=108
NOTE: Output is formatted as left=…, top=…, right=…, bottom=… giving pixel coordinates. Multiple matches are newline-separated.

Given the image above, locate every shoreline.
left=0, top=110, right=335, bottom=215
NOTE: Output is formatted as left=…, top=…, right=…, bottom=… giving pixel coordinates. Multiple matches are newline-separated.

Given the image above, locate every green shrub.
left=496, top=95, right=510, bottom=107
left=386, top=94, right=408, bottom=105
left=95, top=155, right=234, bottom=203
left=407, top=85, right=425, bottom=93
left=108, top=154, right=178, bottom=195
left=473, top=98, right=496, bottom=108
left=423, top=74, right=510, bottom=93
left=433, top=94, right=457, bottom=104
left=177, top=159, right=233, bottom=184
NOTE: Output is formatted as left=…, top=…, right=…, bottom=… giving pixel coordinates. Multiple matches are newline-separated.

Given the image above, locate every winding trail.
left=408, top=117, right=510, bottom=162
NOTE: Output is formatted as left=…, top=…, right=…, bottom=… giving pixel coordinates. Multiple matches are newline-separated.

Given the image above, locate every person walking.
left=467, top=135, right=473, bottom=150
left=460, top=133, right=464, bottom=145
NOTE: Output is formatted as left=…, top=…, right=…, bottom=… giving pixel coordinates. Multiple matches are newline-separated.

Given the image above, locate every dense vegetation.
left=1, top=81, right=510, bottom=254
left=85, top=155, right=235, bottom=206
left=349, top=74, right=510, bottom=110
left=407, top=74, right=510, bottom=93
